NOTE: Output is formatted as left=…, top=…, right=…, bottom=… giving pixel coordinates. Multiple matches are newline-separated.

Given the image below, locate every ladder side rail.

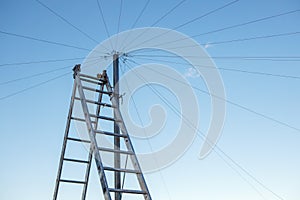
left=104, top=78, right=152, bottom=200
left=53, top=80, right=77, bottom=200
left=75, top=72, right=112, bottom=200
left=81, top=83, right=105, bottom=200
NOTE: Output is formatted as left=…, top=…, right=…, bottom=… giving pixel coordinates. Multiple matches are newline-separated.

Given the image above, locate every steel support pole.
left=113, top=53, right=121, bottom=200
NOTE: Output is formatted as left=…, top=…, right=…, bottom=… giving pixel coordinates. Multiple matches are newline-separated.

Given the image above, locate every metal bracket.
left=119, top=93, right=125, bottom=104
left=97, top=70, right=108, bottom=83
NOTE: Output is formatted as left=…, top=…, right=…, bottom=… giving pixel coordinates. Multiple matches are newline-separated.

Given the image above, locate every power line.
left=115, top=0, right=123, bottom=49
left=118, top=0, right=151, bottom=51
left=0, top=57, right=85, bottom=68
left=0, top=30, right=91, bottom=51
left=123, top=59, right=284, bottom=200
left=0, top=72, right=70, bottom=101
left=119, top=61, right=172, bottom=200
left=120, top=0, right=187, bottom=52
left=0, top=54, right=111, bottom=69
left=117, top=0, right=123, bottom=34
left=130, top=0, right=151, bottom=28
left=0, top=66, right=71, bottom=85
left=151, top=0, right=187, bottom=26
left=142, top=9, right=300, bottom=49
left=219, top=67, right=300, bottom=80
left=174, top=0, right=239, bottom=30
left=129, top=53, right=300, bottom=60
left=126, top=58, right=300, bottom=133
left=150, top=31, right=300, bottom=49
left=125, top=0, right=239, bottom=51
left=194, top=132, right=268, bottom=200
left=0, top=53, right=112, bottom=71
left=35, top=0, right=99, bottom=44
left=203, top=31, right=300, bottom=45
left=196, top=9, right=300, bottom=37
left=130, top=56, right=300, bottom=80
left=96, top=0, right=113, bottom=50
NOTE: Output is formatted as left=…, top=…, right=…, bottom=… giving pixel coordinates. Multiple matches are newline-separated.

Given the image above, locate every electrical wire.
left=0, top=66, right=71, bottom=85
left=118, top=0, right=151, bottom=51
left=219, top=67, right=300, bottom=79
left=0, top=57, right=85, bottom=68
left=0, top=54, right=112, bottom=69
left=0, top=72, right=70, bottom=101
left=130, top=0, right=151, bottom=29
left=203, top=31, right=300, bottom=45
left=120, top=0, right=187, bottom=52
left=174, top=0, right=239, bottom=30
left=196, top=9, right=300, bottom=37
left=151, top=0, right=187, bottom=26
left=0, top=56, right=107, bottom=93
left=129, top=53, right=300, bottom=60
left=127, top=58, right=300, bottom=133
left=0, top=30, right=91, bottom=51
left=119, top=61, right=172, bottom=200
left=96, top=0, right=113, bottom=50
left=117, top=0, right=123, bottom=35
left=131, top=56, right=300, bottom=80
left=8, top=28, right=300, bottom=70
left=129, top=9, right=300, bottom=50
left=123, top=60, right=276, bottom=199
left=115, top=0, right=123, bottom=49
left=125, top=0, right=239, bottom=51
left=35, top=0, right=99, bottom=44
left=123, top=59, right=285, bottom=200
left=146, top=30, right=300, bottom=49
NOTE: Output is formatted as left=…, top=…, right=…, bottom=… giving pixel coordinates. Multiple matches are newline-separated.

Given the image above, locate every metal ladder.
left=53, top=64, right=152, bottom=200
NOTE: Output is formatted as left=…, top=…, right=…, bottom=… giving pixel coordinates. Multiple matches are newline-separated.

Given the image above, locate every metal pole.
left=113, top=53, right=121, bottom=200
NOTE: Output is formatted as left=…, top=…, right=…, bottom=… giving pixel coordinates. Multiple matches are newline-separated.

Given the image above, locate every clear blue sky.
left=0, top=0, right=300, bottom=200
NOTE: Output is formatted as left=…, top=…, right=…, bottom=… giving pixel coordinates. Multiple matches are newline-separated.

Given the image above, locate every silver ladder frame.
left=53, top=64, right=152, bottom=200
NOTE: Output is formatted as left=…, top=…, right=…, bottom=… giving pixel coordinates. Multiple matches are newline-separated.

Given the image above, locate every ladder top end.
left=72, top=64, right=81, bottom=79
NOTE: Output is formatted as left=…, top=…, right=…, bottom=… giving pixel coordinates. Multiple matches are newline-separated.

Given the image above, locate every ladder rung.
left=80, top=73, right=103, bottom=81
left=108, top=188, right=147, bottom=194
left=60, top=179, right=86, bottom=184
left=80, top=77, right=103, bottom=85
left=63, top=158, right=89, bottom=164
left=74, top=97, right=113, bottom=107
left=98, top=116, right=117, bottom=121
left=90, top=114, right=118, bottom=122
left=67, top=137, right=91, bottom=143
left=98, top=147, right=134, bottom=155
left=71, top=116, right=96, bottom=124
left=82, top=86, right=112, bottom=95
left=104, top=167, right=141, bottom=174
left=95, top=130, right=127, bottom=138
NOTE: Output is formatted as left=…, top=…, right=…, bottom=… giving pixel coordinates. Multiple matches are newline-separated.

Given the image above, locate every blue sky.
left=1, top=0, right=300, bottom=199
